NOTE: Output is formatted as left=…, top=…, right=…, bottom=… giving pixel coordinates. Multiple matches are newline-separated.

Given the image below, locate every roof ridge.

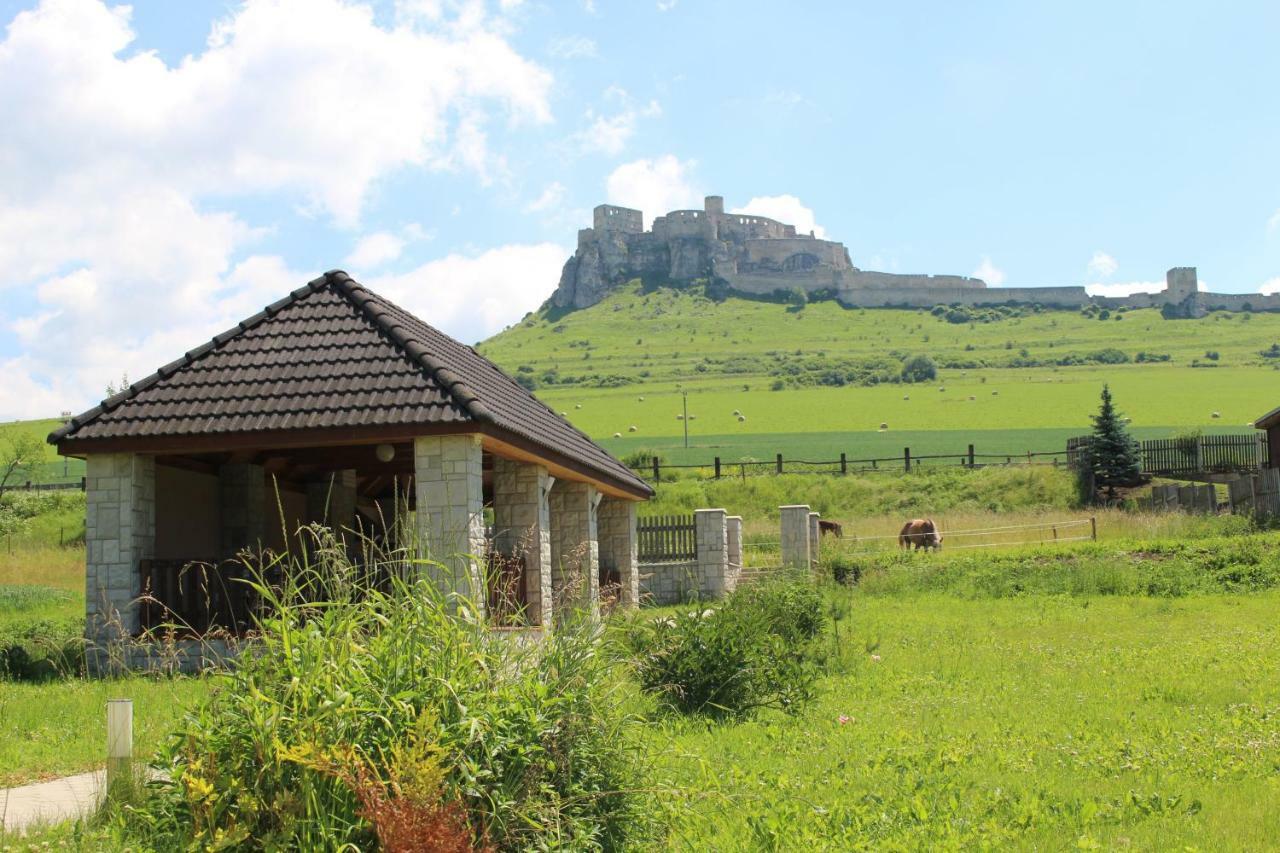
left=47, top=275, right=332, bottom=444
left=324, top=270, right=494, bottom=424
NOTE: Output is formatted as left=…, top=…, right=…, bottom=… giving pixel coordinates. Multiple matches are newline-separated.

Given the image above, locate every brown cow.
left=818, top=519, right=843, bottom=538
left=898, top=518, right=943, bottom=551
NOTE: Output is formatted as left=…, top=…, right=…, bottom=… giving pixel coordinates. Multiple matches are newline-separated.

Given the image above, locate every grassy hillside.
left=479, top=282, right=1280, bottom=461
left=0, top=417, right=83, bottom=485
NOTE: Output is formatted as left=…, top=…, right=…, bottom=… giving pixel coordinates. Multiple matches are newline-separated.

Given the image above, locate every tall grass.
left=113, top=526, right=653, bottom=851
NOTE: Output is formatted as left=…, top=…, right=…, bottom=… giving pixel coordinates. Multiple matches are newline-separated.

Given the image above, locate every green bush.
left=900, top=354, right=937, bottom=383
left=121, top=533, right=652, bottom=850
left=0, top=590, right=83, bottom=681
left=625, top=575, right=825, bottom=719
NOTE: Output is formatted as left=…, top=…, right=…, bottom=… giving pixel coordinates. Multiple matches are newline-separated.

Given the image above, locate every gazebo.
left=50, top=271, right=651, bottom=649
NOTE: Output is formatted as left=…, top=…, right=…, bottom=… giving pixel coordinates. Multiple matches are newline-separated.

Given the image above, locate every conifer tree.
left=1088, top=384, right=1142, bottom=499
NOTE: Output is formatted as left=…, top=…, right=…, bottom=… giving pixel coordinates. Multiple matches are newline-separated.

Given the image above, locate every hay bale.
left=613, top=432, right=621, bottom=438
left=1211, top=411, right=1221, bottom=419
left=879, top=422, right=889, bottom=430
left=737, top=415, right=746, bottom=422
left=676, top=414, right=683, bottom=420
left=575, top=404, right=582, bottom=409
left=638, top=396, right=645, bottom=402
left=992, top=390, right=999, bottom=396
left=903, top=395, right=909, bottom=401
left=968, top=395, right=976, bottom=401
left=939, top=386, right=946, bottom=392
left=628, top=425, right=638, bottom=432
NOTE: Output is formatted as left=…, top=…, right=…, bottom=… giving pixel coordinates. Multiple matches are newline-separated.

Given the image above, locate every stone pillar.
left=598, top=497, right=639, bottom=609
left=695, top=508, right=729, bottom=599
left=780, top=504, right=811, bottom=569
left=85, top=453, right=155, bottom=644
left=219, top=463, right=266, bottom=558
left=548, top=480, right=599, bottom=618
left=726, top=515, right=743, bottom=592
left=492, top=456, right=552, bottom=626
left=414, top=435, right=486, bottom=613
left=808, top=512, right=821, bottom=569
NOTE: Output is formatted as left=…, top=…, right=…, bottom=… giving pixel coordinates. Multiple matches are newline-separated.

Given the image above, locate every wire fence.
left=826, top=517, right=1097, bottom=555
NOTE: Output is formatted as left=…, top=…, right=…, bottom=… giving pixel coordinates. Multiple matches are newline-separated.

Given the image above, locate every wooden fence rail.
left=637, top=514, right=696, bottom=562
left=1068, top=433, right=1268, bottom=476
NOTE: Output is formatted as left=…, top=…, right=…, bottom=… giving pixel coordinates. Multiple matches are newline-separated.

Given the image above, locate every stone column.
left=780, top=504, right=811, bottom=569
left=726, top=515, right=743, bottom=592
left=598, top=497, right=639, bottom=609
left=808, top=512, right=821, bottom=569
left=306, top=469, right=357, bottom=533
left=549, top=480, right=599, bottom=619
left=695, top=508, right=729, bottom=600
left=219, top=463, right=266, bottom=558
left=414, top=435, right=486, bottom=613
left=492, top=456, right=552, bottom=626
left=85, top=453, right=155, bottom=645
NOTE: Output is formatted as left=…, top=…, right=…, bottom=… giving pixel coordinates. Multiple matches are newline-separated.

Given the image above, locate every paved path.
left=1, top=770, right=105, bottom=834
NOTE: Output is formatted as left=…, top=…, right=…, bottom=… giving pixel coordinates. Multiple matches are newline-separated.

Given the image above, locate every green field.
left=0, top=417, right=83, bottom=486
left=478, top=283, right=1280, bottom=462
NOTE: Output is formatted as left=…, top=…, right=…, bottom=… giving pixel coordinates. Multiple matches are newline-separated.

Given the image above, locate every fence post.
left=694, top=509, right=729, bottom=600
left=808, top=512, right=821, bottom=571
left=776, top=453, right=783, bottom=475
left=780, top=505, right=812, bottom=569
left=714, top=456, right=721, bottom=479
left=904, top=447, right=911, bottom=473
left=652, top=456, right=660, bottom=483
left=968, top=444, right=975, bottom=468
left=107, top=698, right=133, bottom=788
left=1090, top=517, right=1097, bottom=541
left=1194, top=437, right=1204, bottom=473
left=840, top=452, right=847, bottom=475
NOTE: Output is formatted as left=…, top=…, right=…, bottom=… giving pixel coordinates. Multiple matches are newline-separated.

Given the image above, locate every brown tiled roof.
left=50, top=271, right=651, bottom=497
left=1256, top=406, right=1280, bottom=430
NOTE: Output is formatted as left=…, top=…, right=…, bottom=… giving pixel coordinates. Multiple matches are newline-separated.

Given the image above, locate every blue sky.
left=1, top=0, right=1278, bottom=418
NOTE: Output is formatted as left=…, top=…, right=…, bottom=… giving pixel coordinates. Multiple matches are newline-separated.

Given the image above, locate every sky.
left=1, top=0, right=1279, bottom=420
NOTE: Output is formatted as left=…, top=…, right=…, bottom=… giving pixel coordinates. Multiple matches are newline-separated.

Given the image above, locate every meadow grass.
left=479, top=283, right=1280, bottom=450
left=651, top=590, right=1280, bottom=850
left=0, top=675, right=210, bottom=786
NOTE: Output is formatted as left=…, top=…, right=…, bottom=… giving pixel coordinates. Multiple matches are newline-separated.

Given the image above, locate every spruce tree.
left=1088, top=384, right=1142, bottom=499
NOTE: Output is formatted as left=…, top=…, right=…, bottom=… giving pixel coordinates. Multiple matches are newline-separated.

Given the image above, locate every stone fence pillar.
left=808, top=511, right=821, bottom=569
left=726, top=515, right=742, bottom=592
left=598, top=497, right=639, bottom=609
left=492, top=457, right=553, bottom=627
left=780, top=504, right=811, bottom=569
left=694, top=508, right=729, bottom=599
left=549, top=480, right=599, bottom=619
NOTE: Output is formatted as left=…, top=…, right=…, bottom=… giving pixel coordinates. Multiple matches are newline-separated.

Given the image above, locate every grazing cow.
left=898, top=518, right=943, bottom=551
left=818, top=519, right=843, bottom=538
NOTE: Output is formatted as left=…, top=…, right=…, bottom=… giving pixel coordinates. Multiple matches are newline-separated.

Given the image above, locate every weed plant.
left=112, top=526, right=653, bottom=851
left=623, top=574, right=825, bottom=719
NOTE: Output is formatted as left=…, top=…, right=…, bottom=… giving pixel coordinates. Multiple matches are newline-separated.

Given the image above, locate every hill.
left=478, top=281, right=1280, bottom=463
left=0, top=418, right=83, bottom=486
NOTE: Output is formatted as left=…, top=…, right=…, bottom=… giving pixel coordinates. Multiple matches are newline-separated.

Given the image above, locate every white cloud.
left=1084, top=280, right=1166, bottom=297
left=549, top=34, right=596, bottom=59
left=605, top=155, right=699, bottom=221
left=524, top=181, right=566, bottom=213
left=731, top=195, right=826, bottom=238
left=345, top=232, right=407, bottom=270
left=972, top=256, right=1006, bottom=287
left=0, top=0, right=554, bottom=419
left=1260, top=277, right=1280, bottom=295
left=370, top=243, right=568, bottom=343
left=1085, top=250, right=1118, bottom=279
left=1268, top=209, right=1280, bottom=234
left=571, top=91, right=661, bottom=156
left=657, top=0, right=678, bottom=10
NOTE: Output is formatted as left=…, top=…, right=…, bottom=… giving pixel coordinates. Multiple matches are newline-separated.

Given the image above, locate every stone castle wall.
left=550, top=196, right=1272, bottom=317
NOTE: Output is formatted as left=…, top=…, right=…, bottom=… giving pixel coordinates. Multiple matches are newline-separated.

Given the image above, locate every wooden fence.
left=1069, top=433, right=1267, bottom=476
left=637, top=514, right=696, bottom=562
left=636, top=445, right=1068, bottom=483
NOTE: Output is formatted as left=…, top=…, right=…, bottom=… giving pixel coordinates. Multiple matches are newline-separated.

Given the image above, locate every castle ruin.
left=549, top=195, right=1279, bottom=317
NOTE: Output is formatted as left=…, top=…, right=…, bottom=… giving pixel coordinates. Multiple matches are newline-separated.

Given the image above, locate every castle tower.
left=704, top=195, right=724, bottom=215
left=1165, top=267, right=1198, bottom=302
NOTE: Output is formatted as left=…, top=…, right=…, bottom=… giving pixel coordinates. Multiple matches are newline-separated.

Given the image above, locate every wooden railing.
left=1069, top=433, right=1268, bottom=476
left=139, top=559, right=255, bottom=635
left=637, top=514, right=696, bottom=562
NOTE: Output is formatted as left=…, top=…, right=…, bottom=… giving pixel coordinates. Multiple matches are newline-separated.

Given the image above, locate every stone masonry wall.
left=548, top=480, right=599, bottom=618
left=492, top=457, right=553, bottom=626
left=780, top=504, right=811, bottom=569
left=597, top=497, right=639, bottom=608
left=695, top=508, right=729, bottom=599
left=640, top=560, right=699, bottom=605
left=414, top=435, right=486, bottom=611
left=85, top=453, right=155, bottom=644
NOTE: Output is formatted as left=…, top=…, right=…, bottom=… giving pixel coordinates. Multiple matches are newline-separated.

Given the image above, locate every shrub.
left=900, top=354, right=938, bottom=383
left=625, top=575, right=824, bottom=719
left=122, top=536, right=652, bottom=850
